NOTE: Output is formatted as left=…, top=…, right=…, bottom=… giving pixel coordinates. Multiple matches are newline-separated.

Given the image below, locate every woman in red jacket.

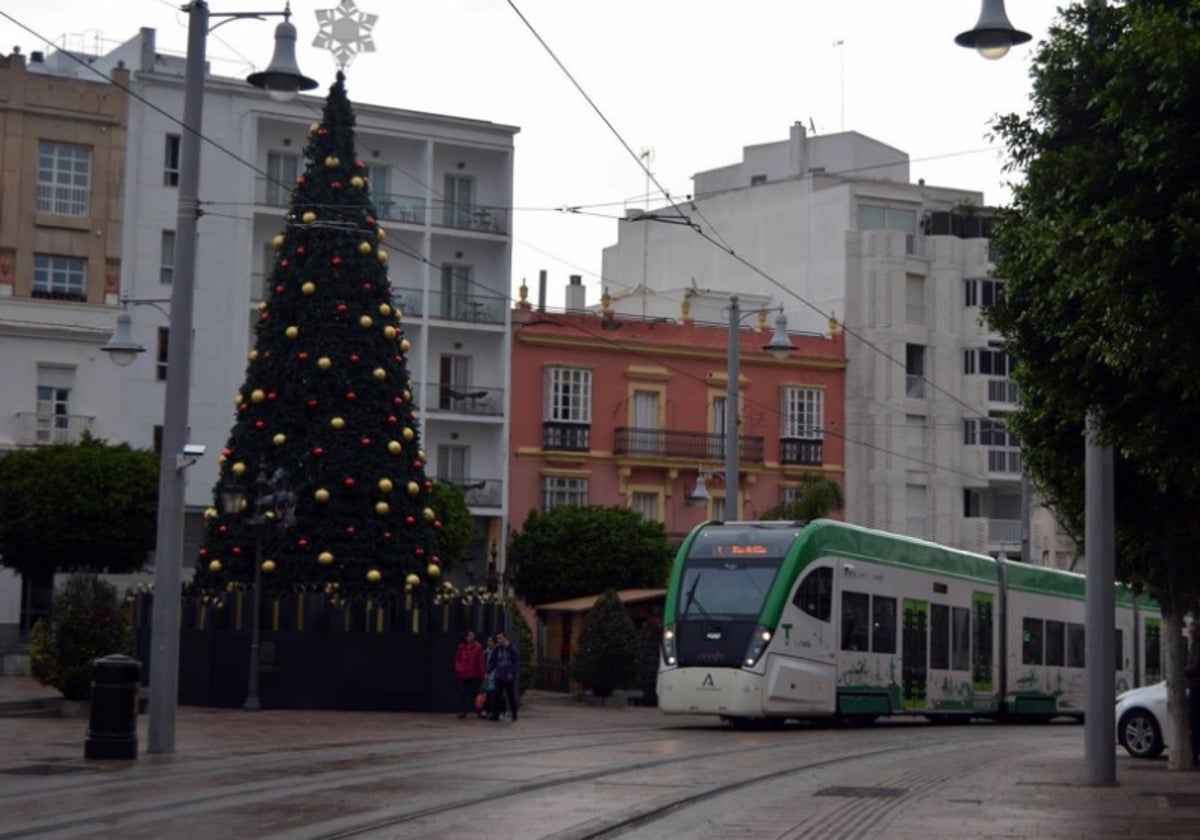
left=454, top=630, right=486, bottom=718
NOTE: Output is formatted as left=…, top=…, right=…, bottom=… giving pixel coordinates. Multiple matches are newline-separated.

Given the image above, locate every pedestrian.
left=454, top=630, right=485, bottom=719
left=489, top=631, right=520, bottom=722
left=1186, top=621, right=1200, bottom=764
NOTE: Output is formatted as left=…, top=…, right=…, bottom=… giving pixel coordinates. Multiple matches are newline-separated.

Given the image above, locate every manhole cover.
left=815, top=786, right=907, bottom=799
left=2, top=763, right=91, bottom=776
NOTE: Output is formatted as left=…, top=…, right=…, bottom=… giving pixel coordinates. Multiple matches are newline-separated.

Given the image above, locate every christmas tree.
left=193, top=73, right=441, bottom=604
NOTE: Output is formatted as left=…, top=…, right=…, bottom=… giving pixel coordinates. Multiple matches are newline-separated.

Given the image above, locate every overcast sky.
left=2, top=0, right=1061, bottom=307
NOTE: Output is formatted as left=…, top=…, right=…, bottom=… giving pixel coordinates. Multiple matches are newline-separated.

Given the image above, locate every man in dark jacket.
left=489, top=631, right=520, bottom=722
left=1186, top=622, right=1200, bottom=764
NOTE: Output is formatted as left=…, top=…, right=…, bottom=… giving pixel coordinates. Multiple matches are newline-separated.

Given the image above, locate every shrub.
left=570, top=589, right=640, bottom=697
left=30, top=575, right=135, bottom=701
left=504, top=599, right=537, bottom=692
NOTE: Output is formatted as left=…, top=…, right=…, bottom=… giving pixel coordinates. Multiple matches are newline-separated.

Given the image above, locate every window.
left=963, top=488, right=982, bottom=518
left=930, top=603, right=950, bottom=669
left=873, top=596, right=897, bottom=654
left=973, top=592, right=994, bottom=687
left=37, top=141, right=91, bottom=215
left=543, top=476, right=587, bottom=510
left=712, top=395, right=729, bottom=460
left=1046, top=619, right=1065, bottom=667
left=963, top=417, right=1019, bottom=448
left=906, top=274, right=925, bottom=325
left=905, top=344, right=925, bottom=398
left=440, top=264, right=473, bottom=319
left=840, top=591, right=896, bottom=653
left=443, top=174, right=474, bottom=227
left=35, top=366, right=73, bottom=444
left=629, top=390, right=661, bottom=453
left=1067, top=623, right=1086, bottom=668
left=160, top=230, right=176, bottom=285
left=711, top=496, right=727, bottom=522
left=545, top=367, right=591, bottom=424
left=750, top=174, right=767, bottom=186
left=266, top=151, right=300, bottom=205
left=362, top=164, right=390, bottom=206
left=164, top=134, right=181, bottom=186
left=437, top=445, right=469, bottom=482
left=438, top=354, right=470, bottom=410
left=156, top=327, right=169, bottom=382
left=781, top=387, right=824, bottom=439
left=857, top=203, right=917, bottom=234
left=905, top=415, right=924, bottom=463
left=33, top=254, right=86, bottom=301
left=951, top=606, right=971, bottom=671
left=630, top=491, right=659, bottom=521
left=1022, top=617, right=1044, bottom=665
left=905, top=484, right=927, bottom=539
left=964, top=278, right=1005, bottom=307
left=793, top=567, right=832, bottom=622
left=963, top=346, right=1013, bottom=377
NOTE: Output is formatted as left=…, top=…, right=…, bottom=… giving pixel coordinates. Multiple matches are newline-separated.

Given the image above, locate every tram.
left=656, top=519, right=1161, bottom=725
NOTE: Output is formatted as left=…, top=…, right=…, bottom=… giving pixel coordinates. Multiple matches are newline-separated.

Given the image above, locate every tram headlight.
left=661, top=626, right=677, bottom=666
left=743, top=625, right=773, bottom=667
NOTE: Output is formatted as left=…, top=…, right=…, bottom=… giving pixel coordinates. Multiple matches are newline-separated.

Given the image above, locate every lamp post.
left=724, top=296, right=796, bottom=520
left=101, top=0, right=315, bottom=754
left=956, top=0, right=1032, bottom=60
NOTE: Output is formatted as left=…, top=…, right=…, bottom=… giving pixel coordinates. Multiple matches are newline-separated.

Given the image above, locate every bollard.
left=84, top=654, right=141, bottom=760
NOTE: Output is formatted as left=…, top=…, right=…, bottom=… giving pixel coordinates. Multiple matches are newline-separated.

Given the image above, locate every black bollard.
left=84, top=654, right=141, bottom=760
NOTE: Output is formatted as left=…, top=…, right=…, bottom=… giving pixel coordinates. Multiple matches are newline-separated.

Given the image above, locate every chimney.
left=30, top=51, right=44, bottom=64
left=565, top=275, right=585, bottom=312
left=537, top=269, right=547, bottom=313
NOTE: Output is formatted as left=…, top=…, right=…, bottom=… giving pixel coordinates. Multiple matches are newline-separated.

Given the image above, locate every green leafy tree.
left=0, top=434, right=158, bottom=584
left=509, top=506, right=672, bottom=606
left=760, top=473, right=845, bottom=521
left=505, top=599, right=537, bottom=691
left=570, top=589, right=640, bottom=697
left=429, top=482, right=474, bottom=574
left=988, top=0, right=1200, bottom=768
left=193, top=74, right=439, bottom=603
left=30, top=575, right=135, bottom=700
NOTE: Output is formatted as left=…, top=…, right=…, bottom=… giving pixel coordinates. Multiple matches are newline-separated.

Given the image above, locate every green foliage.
left=988, top=1, right=1200, bottom=612
left=760, top=473, right=845, bottom=521
left=509, top=506, right=672, bottom=606
left=570, top=589, right=640, bottom=697
left=29, top=575, right=134, bottom=701
left=193, top=73, right=438, bottom=603
left=429, top=482, right=474, bottom=573
left=0, top=434, right=158, bottom=579
left=504, top=599, right=537, bottom=692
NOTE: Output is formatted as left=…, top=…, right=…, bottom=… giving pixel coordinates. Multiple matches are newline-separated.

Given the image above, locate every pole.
left=147, top=0, right=207, bottom=754
left=1084, top=413, right=1115, bottom=784
left=245, top=529, right=263, bottom=711
left=726, top=296, right=740, bottom=520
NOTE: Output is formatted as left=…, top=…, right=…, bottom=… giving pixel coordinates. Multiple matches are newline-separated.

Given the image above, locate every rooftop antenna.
left=639, top=146, right=654, bottom=320
left=833, top=39, right=845, bottom=132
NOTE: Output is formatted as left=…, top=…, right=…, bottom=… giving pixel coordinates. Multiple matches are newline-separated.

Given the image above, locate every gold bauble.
left=377, top=249, right=389, bottom=265
left=324, top=155, right=340, bottom=168
left=377, top=227, right=387, bottom=241
left=308, top=122, right=321, bottom=133
left=315, top=488, right=331, bottom=503
left=250, top=389, right=265, bottom=403
left=285, top=326, right=299, bottom=339
left=372, top=367, right=386, bottom=380
left=378, top=303, right=391, bottom=316
left=302, top=211, right=317, bottom=224
left=271, top=234, right=285, bottom=249
left=232, top=461, right=247, bottom=477
left=387, top=440, right=402, bottom=455
left=258, top=300, right=268, bottom=311
left=357, top=241, right=372, bottom=255
left=331, top=416, right=345, bottom=430
left=208, top=559, right=222, bottom=573
left=261, top=559, right=276, bottom=573
left=426, top=563, right=441, bottom=578
left=248, top=349, right=258, bottom=361
left=234, top=392, right=243, bottom=405
left=375, top=501, right=390, bottom=516
left=367, top=569, right=382, bottom=583
left=402, top=427, right=415, bottom=442
left=272, top=433, right=286, bottom=446
left=378, top=478, right=393, bottom=494
left=301, top=281, right=316, bottom=295
left=350, top=175, right=365, bottom=189
left=383, top=325, right=397, bottom=339
left=405, top=573, right=420, bottom=587
left=407, top=481, right=420, bottom=496
left=204, top=507, right=218, bottom=521
left=418, top=449, right=427, bottom=461
left=318, top=551, right=334, bottom=566
left=401, top=339, right=412, bottom=352
left=317, top=357, right=332, bottom=371
left=359, top=315, right=373, bottom=328
left=423, top=507, right=436, bottom=522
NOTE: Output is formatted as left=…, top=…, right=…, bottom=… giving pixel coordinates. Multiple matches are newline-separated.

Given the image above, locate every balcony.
left=432, top=202, right=508, bottom=236
left=544, top=422, right=590, bottom=452
left=423, top=383, right=504, bottom=416
left=14, top=411, right=95, bottom=446
left=612, top=427, right=765, bottom=463
left=987, top=377, right=1019, bottom=405
left=439, top=476, right=503, bottom=508
left=987, top=448, right=1022, bottom=474
left=988, top=518, right=1021, bottom=545
left=780, top=437, right=824, bottom=466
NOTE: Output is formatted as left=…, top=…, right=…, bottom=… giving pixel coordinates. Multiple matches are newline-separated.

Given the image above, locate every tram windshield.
left=678, top=561, right=781, bottom=620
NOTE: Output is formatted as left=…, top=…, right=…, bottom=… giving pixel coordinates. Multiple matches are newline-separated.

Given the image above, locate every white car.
left=1115, top=681, right=1167, bottom=759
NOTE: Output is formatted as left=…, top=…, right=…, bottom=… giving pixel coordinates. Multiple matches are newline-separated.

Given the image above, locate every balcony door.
left=631, top=390, right=660, bottom=453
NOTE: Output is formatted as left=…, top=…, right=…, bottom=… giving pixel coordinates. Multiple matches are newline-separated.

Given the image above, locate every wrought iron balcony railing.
left=612, top=427, right=765, bottom=463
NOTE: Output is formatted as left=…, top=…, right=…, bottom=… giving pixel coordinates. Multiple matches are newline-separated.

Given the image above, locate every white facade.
left=602, top=124, right=1071, bottom=564
left=0, top=30, right=517, bottom=639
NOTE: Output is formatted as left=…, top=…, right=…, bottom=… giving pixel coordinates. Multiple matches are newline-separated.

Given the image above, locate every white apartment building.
left=0, top=30, right=516, bottom=643
left=601, top=123, right=1073, bottom=566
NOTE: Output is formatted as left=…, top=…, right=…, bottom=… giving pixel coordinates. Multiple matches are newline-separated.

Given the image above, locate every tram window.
left=1045, top=620, right=1065, bottom=667
left=873, top=596, right=897, bottom=654
left=841, top=591, right=870, bottom=651
left=1114, top=628, right=1124, bottom=671
left=1067, top=623, right=1085, bottom=667
left=793, top=567, right=832, bottom=621
left=952, top=606, right=971, bottom=671
left=930, top=604, right=950, bottom=669
left=1022, top=617, right=1045, bottom=665
left=973, top=594, right=994, bottom=685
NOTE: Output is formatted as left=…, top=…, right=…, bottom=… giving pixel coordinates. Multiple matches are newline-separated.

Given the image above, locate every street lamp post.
left=101, top=0, right=314, bottom=753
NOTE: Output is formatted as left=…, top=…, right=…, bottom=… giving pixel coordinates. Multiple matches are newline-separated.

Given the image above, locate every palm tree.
left=761, top=473, right=845, bottom=521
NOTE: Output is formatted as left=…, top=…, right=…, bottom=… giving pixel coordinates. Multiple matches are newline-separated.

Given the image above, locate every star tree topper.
left=314, top=0, right=378, bottom=71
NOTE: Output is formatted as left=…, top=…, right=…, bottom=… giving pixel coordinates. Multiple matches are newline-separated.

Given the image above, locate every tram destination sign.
left=690, top=525, right=802, bottom=559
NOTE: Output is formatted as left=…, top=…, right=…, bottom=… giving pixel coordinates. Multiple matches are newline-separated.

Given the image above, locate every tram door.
left=902, top=599, right=928, bottom=710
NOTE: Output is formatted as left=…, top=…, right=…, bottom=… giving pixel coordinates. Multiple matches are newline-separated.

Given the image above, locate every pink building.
left=509, top=299, right=847, bottom=543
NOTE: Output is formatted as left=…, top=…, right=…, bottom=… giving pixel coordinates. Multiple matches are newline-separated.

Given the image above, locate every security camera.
left=182, top=443, right=206, bottom=457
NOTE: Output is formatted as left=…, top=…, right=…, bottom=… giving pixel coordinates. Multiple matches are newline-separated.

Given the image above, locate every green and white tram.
left=657, top=519, right=1161, bottom=725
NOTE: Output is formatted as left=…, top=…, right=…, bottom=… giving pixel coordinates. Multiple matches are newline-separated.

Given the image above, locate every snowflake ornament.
left=313, top=0, right=378, bottom=70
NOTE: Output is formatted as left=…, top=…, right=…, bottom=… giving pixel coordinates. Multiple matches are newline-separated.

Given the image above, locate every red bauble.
left=307, top=398, right=319, bottom=408
left=349, top=353, right=360, bottom=363
left=415, top=547, right=424, bottom=557
left=232, top=546, right=242, bottom=556
left=331, top=256, right=342, bottom=265
left=431, top=556, right=440, bottom=565
left=275, top=284, right=285, bottom=294
left=356, top=160, right=365, bottom=169
left=424, top=480, right=433, bottom=492
left=280, top=259, right=289, bottom=267
left=222, top=448, right=232, bottom=458
left=199, top=548, right=208, bottom=556
left=331, top=181, right=342, bottom=190
left=345, top=526, right=355, bottom=535
left=382, top=532, right=392, bottom=540
left=297, top=175, right=306, bottom=185
left=345, top=392, right=356, bottom=401
left=259, top=312, right=269, bottom=322
left=362, top=283, right=373, bottom=292
left=317, top=127, right=328, bottom=136
left=298, top=538, right=308, bottom=548
left=387, top=415, right=398, bottom=425
left=434, top=520, right=442, bottom=530
left=413, top=460, right=423, bottom=469
left=394, top=355, right=403, bottom=363
left=393, top=397, right=403, bottom=406
left=239, top=403, right=249, bottom=412
left=344, top=477, right=355, bottom=487
left=267, top=392, right=277, bottom=401
left=405, top=516, right=416, bottom=526
left=313, top=447, right=325, bottom=457
left=254, top=420, right=265, bottom=429
left=296, top=246, right=305, bottom=255
left=336, top=303, right=348, bottom=313
left=218, top=525, right=227, bottom=534
left=360, top=437, right=371, bottom=446
left=366, top=215, right=376, bottom=225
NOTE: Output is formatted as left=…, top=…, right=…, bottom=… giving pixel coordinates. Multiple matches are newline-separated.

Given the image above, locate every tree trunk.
left=1163, top=606, right=1191, bottom=770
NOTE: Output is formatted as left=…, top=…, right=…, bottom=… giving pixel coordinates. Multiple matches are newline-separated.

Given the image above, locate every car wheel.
left=1119, top=709, right=1164, bottom=759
